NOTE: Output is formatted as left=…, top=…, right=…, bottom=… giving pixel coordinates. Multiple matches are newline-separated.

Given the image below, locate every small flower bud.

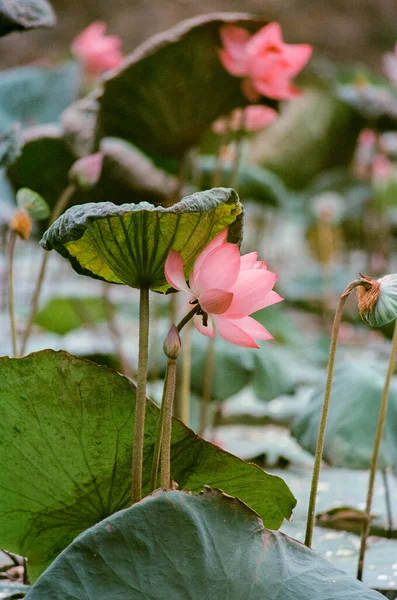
left=163, top=325, right=182, bottom=360
left=357, top=273, right=397, bottom=327
left=10, top=210, right=32, bottom=240
left=69, top=153, right=103, bottom=190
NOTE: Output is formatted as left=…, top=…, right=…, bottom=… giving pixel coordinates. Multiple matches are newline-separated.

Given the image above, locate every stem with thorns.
left=304, top=279, right=364, bottom=547
left=357, top=319, right=397, bottom=580
left=131, top=287, right=150, bottom=504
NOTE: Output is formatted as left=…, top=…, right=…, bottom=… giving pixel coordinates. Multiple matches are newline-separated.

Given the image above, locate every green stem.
left=199, top=335, right=216, bottom=436
left=8, top=231, right=17, bottom=357
left=150, top=363, right=169, bottom=492
left=20, top=184, right=75, bottom=355
left=304, top=279, right=362, bottom=547
left=160, top=358, right=178, bottom=489
left=179, top=320, right=192, bottom=425
left=176, top=306, right=197, bottom=332
left=131, top=287, right=150, bottom=504
left=357, top=319, right=397, bottom=580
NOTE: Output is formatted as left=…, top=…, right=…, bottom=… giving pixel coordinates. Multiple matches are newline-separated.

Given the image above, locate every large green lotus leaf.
left=34, top=296, right=111, bottom=335
left=97, top=13, right=277, bottom=159
left=6, top=125, right=77, bottom=211
left=0, top=0, right=55, bottom=36
left=198, top=155, right=286, bottom=206
left=40, top=187, right=243, bottom=293
left=26, top=487, right=381, bottom=600
left=292, top=360, right=397, bottom=469
left=0, top=62, right=80, bottom=131
left=250, top=89, right=362, bottom=189
left=0, top=351, right=294, bottom=580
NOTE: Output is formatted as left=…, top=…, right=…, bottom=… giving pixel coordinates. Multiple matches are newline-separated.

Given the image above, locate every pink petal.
left=226, top=269, right=278, bottom=317
left=213, top=316, right=259, bottom=348
left=194, top=314, right=215, bottom=337
left=219, top=25, right=250, bottom=61
left=253, top=260, right=268, bottom=270
left=261, top=290, right=284, bottom=308
left=165, top=250, right=191, bottom=294
left=240, top=252, right=258, bottom=270
left=252, top=77, right=301, bottom=101
left=199, top=289, right=233, bottom=315
left=189, top=229, right=228, bottom=291
left=247, top=22, right=284, bottom=55
left=243, top=106, right=278, bottom=131
left=196, top=243, right=241, bottom=294
left=281, top=43, right=313, bottom=76
left=232, top=316, right=274, bottom=340
left=218, top=49, right=247, bottom=77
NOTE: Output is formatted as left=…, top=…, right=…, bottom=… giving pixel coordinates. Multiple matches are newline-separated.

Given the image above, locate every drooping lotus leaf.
left=26, top=488, right=382, bottom=600
left=97, top=13, right=277, bottom=159
left=0, top=351, right=294, bottom=580
left=40, top=187, right=243, bottom=293
left=292, top=360, right=397, bottom=469
left=0, top=0, right=55, bottom=37
left=7, top=125, right=77, bottom=210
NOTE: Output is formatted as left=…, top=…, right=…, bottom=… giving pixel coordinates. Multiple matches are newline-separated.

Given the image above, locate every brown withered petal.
left=10, top=210, right=32, bottom=240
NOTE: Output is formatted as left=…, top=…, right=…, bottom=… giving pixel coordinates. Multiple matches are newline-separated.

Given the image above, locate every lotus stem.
left=304, top=278, right=363, bottom=547
left=199, top=335, right=216, bottom=436
left=20, top=184, right=75, bottom=355
left=131, top=286, right=150, bottom=504
left=357, top=318, right=397, bottom=580
left=179, top=320, right=192, bottom=425
left=160, top=357, right=178, bottom=489
left=149, top=364, right=169, bottom=492
left=8, top=230, right=17, bottom=357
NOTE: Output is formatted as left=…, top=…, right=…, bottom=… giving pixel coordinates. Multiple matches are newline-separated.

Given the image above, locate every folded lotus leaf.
left=0, top=0, right=55, bottom=37
left=40, top=187, right=243, bottom=293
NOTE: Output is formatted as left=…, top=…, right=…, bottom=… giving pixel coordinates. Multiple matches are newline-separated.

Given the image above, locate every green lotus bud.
left=357, top=273, right=397, bottom=327
left=163, top=325, right=182, bottom=360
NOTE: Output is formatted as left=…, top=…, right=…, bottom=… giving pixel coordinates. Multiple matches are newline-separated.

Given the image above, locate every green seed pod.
left=357, top=273, right=397, bottom=327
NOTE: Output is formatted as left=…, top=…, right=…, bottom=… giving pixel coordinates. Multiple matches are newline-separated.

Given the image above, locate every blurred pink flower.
left=358, top=128, right=377, bottom=147
left=372, top=154, right=393, bottom=182
left=72, top=22, right=123, bottom=76
left=165, top=229, right=283, bottom=348
left=219, top=22, right=312, bottom=102
left=212, top=105, right=278, bottom=134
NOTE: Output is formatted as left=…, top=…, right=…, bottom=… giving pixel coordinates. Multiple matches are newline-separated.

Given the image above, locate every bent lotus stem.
left=20, top=184, right=75, bottom=356
left=199, top=335, right=216, bottom=436
left=8, top=230, right=18, bottom=357
left=304, top=278, right=364, bottom=547
left=357, top=318, right=397, bottom=580
left=160, top=357, right=178, bottom=489
left=131, top=287, right=150, bottom=504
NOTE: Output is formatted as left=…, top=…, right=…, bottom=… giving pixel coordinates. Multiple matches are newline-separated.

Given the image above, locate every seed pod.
left=10, top=209, right=32, bottom=240
left=357, top=273, right=397, bottom=327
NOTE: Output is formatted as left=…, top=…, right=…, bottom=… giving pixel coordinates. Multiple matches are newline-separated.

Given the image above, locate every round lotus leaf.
left=40, top=187, right=243, bottom=293
left=26, top=488, right=382, bottom=600
left=16, top=187, right=50, bottom=220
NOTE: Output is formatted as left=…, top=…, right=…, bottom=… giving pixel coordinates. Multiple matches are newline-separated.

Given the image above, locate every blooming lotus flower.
left=72, top=22, right=123, bottom=76
left=218, top=22, right=312, bottom=102
left=212, top=105, right=278, bottom=134
left=165, top=229, right=282, bottom=348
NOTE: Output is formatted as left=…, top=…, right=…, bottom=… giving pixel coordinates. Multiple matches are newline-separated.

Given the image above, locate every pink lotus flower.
left=212, top=105, right=278, bottom=134
left=218, top=22, right=312, bottom=102
left=72, top=22, right=123, bottom=76
left=165, top=229, right=283, bottom=348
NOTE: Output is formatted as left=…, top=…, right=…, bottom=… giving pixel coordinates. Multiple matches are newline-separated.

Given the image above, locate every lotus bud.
left=10, top=210, right=32, bottom=240
left=356, top=273, right=397, bottom=327
left=69, top=153, right=103, bottom=190
left=163, top=325, right=182, bottom=360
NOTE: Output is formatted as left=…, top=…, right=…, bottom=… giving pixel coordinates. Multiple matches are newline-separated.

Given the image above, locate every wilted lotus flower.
left=72, top=21, right=124, bottom=76
left=218, top=22, right=312, bottom=102
left=357, top=274, right=397, bottom=327
left=212, top=105, right=278, bottom=134
left=165, top=229, right=282, bottom=347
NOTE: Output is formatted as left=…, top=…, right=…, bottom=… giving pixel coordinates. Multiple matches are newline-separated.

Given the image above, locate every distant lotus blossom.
left=72, top=22, right=124, bottom=76
left=218, top=22, right=312, bottom=102
left=372, top=154, right=393, bottom=182
left=165, top=229, right=282, bottom=348
left=212, top=105, right=278, bottom=134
